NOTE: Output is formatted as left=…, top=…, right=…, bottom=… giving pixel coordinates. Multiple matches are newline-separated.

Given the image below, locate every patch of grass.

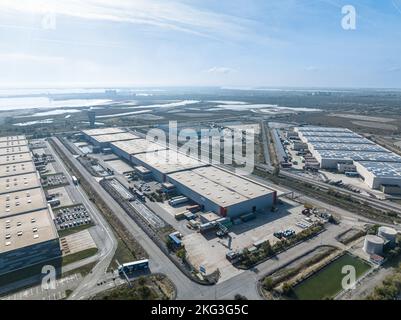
left=65, top=289, right=73, bottom=299
left=367, top=263, right=401, bottom=300
left=92, top=274, right=175, bottom=300
left=62, top=261, right=97, bottom=278
left=108, top=238, right=137, bottom=272
left=58, top=222, right=94, bottom=238
left=62, top=248, right=98, bottom=266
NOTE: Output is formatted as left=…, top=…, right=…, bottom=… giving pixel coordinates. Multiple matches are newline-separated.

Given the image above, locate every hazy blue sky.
left=0, top=0, right=400, bottom=88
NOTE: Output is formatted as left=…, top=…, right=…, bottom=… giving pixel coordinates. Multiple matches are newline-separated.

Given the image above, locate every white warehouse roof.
left=299, top=131, right=362, bottom=138
left=168, top=166, right=275, bottom=207
left=302, top=136, right=374, bottom=144
left=355, top=161, right=401, bottom=178
left=91, top=132, right=140, bottom=144
left=0, top=140, right=28, bottom=149
left=82, top=127, right=126, bottom=136
left=0, top=136, right=26, bottom=143
left=0, top=209, right=58, bottom=253
left=0, top=161, right=36, bottom=178
left=0, top=153, right=32, bottom=165
left=0, top=172, right=41, bottom=195
left=0, top=145, right=30, bottom=156
left=133, top=150, right=208, bottom=174
left=111, top=139, right=167, bottom=155
left=169, top=171, right=250, bottom=207
left=193, top=166, right=275, bottom=199
left=314, top=149, right=401, bottom=162
left=309, top=142, right=388, bottom=152
left=295, top=127, right=352, bottom=133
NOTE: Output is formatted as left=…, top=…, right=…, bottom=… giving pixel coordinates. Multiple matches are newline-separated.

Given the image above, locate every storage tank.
left=363, top=235, right=384, bottom=255
left=378, top=226, right=397, bottom=244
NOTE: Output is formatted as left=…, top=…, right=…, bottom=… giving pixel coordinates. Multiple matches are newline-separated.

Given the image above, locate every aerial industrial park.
left=1, top=92, right=401, bottom=302
left=1, top=0, right=401, bottom=311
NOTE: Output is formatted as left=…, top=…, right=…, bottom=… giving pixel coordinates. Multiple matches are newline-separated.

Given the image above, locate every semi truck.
left=72, top=175, right=79, bottom=186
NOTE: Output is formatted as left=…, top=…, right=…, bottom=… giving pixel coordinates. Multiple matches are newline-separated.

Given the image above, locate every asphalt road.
left=46, top=139, right=118, bottom=300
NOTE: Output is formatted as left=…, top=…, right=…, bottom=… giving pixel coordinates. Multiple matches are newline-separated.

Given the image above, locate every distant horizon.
left=1, top=1, right=401, bottom=88
left=1, top=85, right=401, bottom=91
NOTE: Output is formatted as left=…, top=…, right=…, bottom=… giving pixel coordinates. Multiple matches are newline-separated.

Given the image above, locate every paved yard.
left=61, top=229, right=97, bottom=256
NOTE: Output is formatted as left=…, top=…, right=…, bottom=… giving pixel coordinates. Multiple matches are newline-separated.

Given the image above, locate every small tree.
left=263, top=277, right=274, bottom=291
left=282, top=282, right=293, bottom=296
left=176, top=247, right=187, bottom=261
left=261, top=240, right=273, bottom=256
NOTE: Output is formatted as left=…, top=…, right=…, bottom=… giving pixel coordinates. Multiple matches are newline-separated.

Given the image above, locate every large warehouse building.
left=87, top=132, right=140, bottom=148
left=81, top=127, right=141, bottom=148
left=111, top=139, right=167, bottom=162
left=168, top=166, right=276, bottom=217
left=82, top=128, right=277, bottom=217
left=0, top=139, right=28, bottom=148
left=131, top=150, right=209, bottom=182
left=0, top=136, right=61, bottom=278
left=294, top=126, right=401, bottom=192
left=354, top=161, right=401, bottom=189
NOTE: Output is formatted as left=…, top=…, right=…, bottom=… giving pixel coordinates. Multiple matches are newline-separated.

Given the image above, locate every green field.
left=293, top=253, right=371, bottom=300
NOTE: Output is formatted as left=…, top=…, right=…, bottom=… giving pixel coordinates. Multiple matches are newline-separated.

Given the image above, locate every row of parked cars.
left=55, top=205, right=92, bottom=230
left=274, top=228, right=296, bottom=239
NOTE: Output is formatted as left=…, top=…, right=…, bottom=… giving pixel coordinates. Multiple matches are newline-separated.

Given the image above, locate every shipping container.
left=169, top=196, right=189, bottom=206
left=174, top=211, right=187, bottom=220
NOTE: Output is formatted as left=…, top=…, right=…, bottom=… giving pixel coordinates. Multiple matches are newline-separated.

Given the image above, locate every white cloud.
left=206, top=67, right=237, bottom=75
left=0, top=0, right=252, bottom=39
left=0, top=53, right=65, bottom=63
left=387, top=66, right=401, bottom=72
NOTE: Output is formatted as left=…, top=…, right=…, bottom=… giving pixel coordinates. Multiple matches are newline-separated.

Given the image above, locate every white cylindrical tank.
left=378, top=226, right=397, bottom=244
left=363, top=235, right=384, bottom=255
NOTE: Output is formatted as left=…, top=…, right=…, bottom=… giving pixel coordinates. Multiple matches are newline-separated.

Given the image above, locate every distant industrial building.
left=0, top=135, right=61, bottom=279
left=87, top=109, right=96, bottom=128
left=272, top=129, right=288, bottom=164
left=82, top=127, right=126, bottom=137
left=313, top=150, right=401, bottom=169
left=354, top=161, right=401, bottom=190
left=294, top=126, right=401, bottom=192
left=299, top=131, right=362, bottom=139
left=308, top=142, right=388, bottom=153
left=301, top=136, right=374, bottom=144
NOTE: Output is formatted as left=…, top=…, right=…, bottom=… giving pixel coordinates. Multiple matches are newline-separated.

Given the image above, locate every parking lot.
left=54, top=204, right=92, bottom=231
left=47, top=186, right=74, bottom=207
left=182, top=199, right=312, bottom=282
left=42, top=173, right=69, bottom=189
